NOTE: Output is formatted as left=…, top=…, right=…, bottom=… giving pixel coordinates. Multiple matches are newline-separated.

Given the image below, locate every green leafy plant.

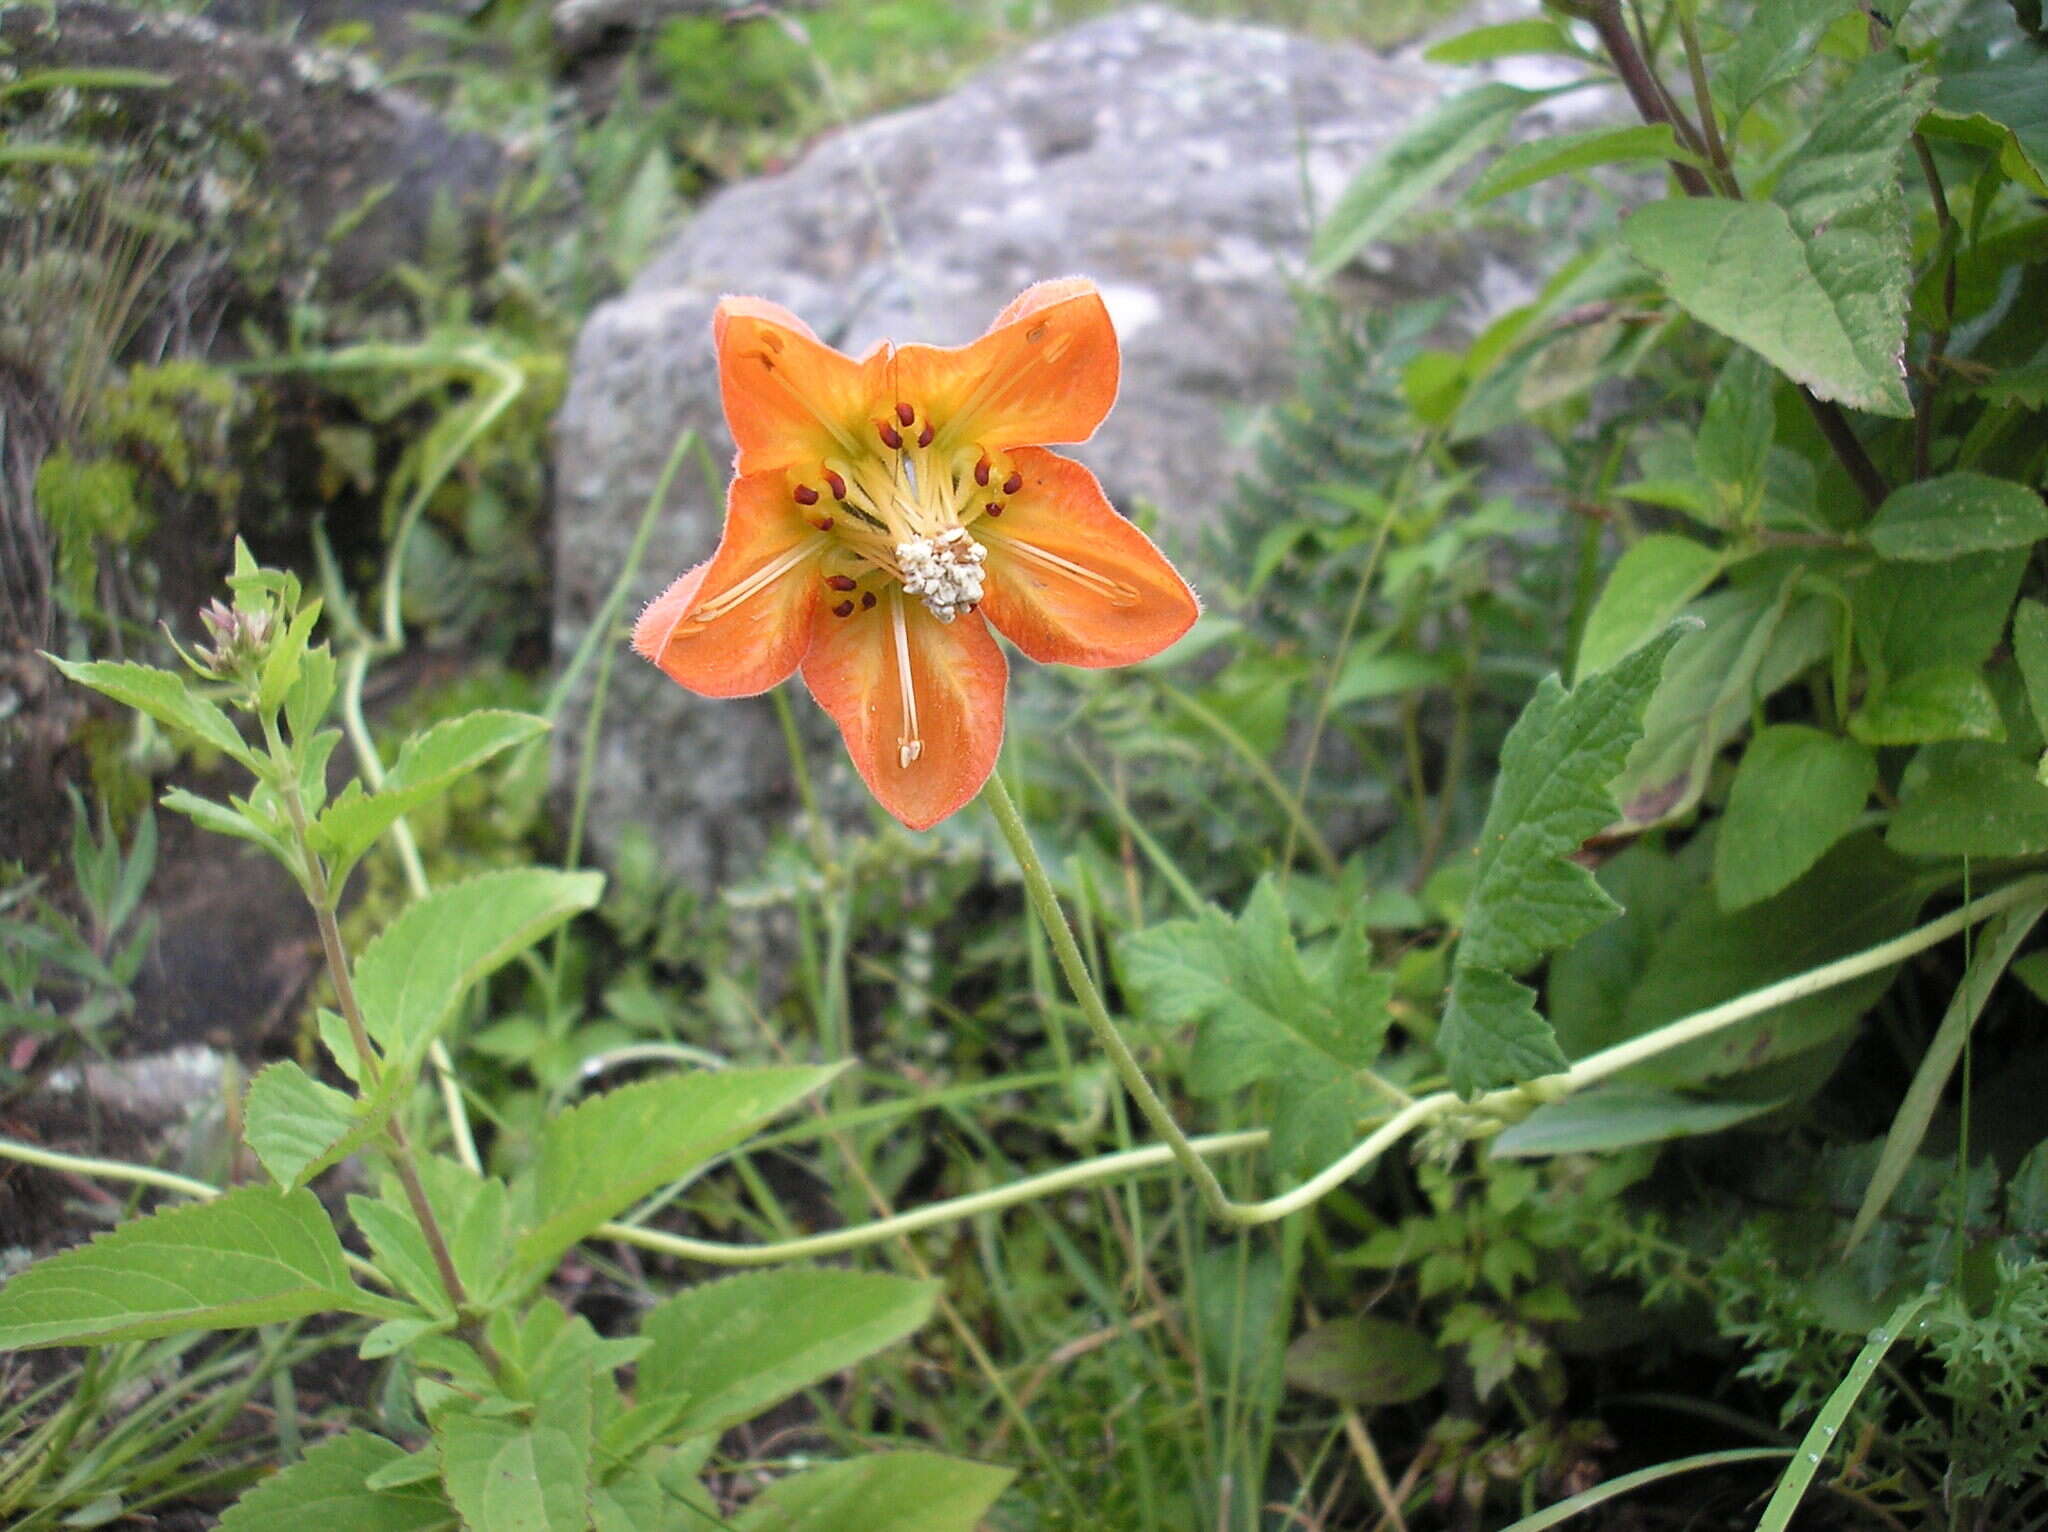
left=7, top=547, right=1004, bottom=1529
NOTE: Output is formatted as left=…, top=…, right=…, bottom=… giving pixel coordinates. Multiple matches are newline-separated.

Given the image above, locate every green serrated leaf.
left=217, top=1431, right=456, bottom=1532
left=45, top=658, right=260, bottom=770
left=1120, top=881, right=1393, bottom=1170
left=1310, top=84, right=1550, bottom=281
left=1716, top=726, right=1877, bottom=910
left=352, top=868, right=602, bottom=1079
left=243, top=1061, right=363, bottom=1189
left=433, top=1407, right=588, bottom=1532
left=1889, top=742, right=2048, bottom=858
left=509, top=1066, right=837, bottom=1285
left=314, top=712, right=549, bottom=886
left=1469, top=123, right=1692, bottom=203
left=1577, top=535, right=1726, bottom=678
left=1931, top=59, right=2048, bottom=196
left=0, top=1186, right=384, bottom=1348
left=1440, top=627, right=1686, bottom=1097
left=730, top=1452, right=1013, bottom=1532
left=1695, top=348, right=1777, bottom=522
left=1854, top=547, right=2025, bottom=683
left=1850, top=664, right=2004, bottom=746
left=1714, top=0, right=1858, bottom=122
left=637, top=1270, right=938, bottom=1438
left=158, top=788, right=293, bottom=862
left=1865, top=472, right=2048, bottom=559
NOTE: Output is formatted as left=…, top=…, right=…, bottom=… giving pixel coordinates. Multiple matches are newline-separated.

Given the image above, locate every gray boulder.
left=551, top=3, right=1591, bottom=883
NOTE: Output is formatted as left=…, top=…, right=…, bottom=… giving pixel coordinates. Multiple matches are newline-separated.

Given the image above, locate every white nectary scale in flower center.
left=896, top=527, right=988, bottom=622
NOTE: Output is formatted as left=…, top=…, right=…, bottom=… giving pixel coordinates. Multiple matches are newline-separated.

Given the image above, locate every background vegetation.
left=5, top=0, right=2048, bottom=1528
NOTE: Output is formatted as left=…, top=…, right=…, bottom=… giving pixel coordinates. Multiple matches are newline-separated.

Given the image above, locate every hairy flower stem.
left=264, top=716, right=499, bottom=1375
left=983, top=770, right=1253, bottom=1226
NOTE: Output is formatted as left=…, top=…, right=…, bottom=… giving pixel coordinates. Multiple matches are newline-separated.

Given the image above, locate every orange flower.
left=633, top=279, right=1200, bottom=830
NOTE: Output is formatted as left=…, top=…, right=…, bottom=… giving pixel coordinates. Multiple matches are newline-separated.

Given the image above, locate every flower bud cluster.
left=196, top=598, right=276, bottom=679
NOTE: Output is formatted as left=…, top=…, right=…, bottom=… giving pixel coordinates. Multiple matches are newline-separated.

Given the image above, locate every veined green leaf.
left=1713, top=0, right=1857, bottom=123
left=729, top=1452, right=1013, bottom=1532
left=314, top=711, right=549, bottom=888
left=243, top=1061, right=364, bottom=1189
left=509, top=1065, right=838, bottom=1284
left=1931, top=60, right=2048, bottom=196
left=352, top=868, right=602, bottom=1077
left=1850, top=664, right=2003, bottom=746
left=1469, top=123, right=1693, bottom=203
left=1890, top=742, right=2048, bottom=858
left=45, top=657, right=261, bottom=770
left=0, top=1187, right=388, bottom=1348
left=1716, top=725, right=1877, bottom=910
left=1865, top=472, right=2048, bottom=560
left=1493, top=1085, right=1788, bottom=1156
left=1310, top=84, right=1551, bottom=281
left=217, top=1431, right=456, bottom=1532
left=1439, top=628, right=1685, bottom=1096
left=637, top=1270, right=939, bottom=1438
left=1577, top=535, right=1726, bottom=678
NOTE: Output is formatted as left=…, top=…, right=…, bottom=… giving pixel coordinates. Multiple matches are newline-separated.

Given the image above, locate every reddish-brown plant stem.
left=1585, top=0, right=1891, bottom=509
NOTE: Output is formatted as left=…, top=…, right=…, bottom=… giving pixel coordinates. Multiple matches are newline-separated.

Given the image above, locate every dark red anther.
left=916, top=423, right=934, bottom=448
left=974, top=456, right=991, bottom=487
left=860, top=591, right=877, bottom=610
left=811, top=515, right=835, bottom=531
left=895, top=401, right=916, bottom=428
left=877, top=421, right=903, bottom=450
left=983, top=502, right=1003, bottom=518
left=822, top=469, right=847, bottom=500
left=832, top=600, right=856, bottom=618
left=1001, top=471, right=1023, bottom=496
left=792, top=484, right=820, bottom=506
left=825, top=574, right=857, bottom=591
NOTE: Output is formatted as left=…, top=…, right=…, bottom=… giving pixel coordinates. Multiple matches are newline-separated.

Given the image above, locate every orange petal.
left=632, top=474, right=827, bottom=697
left=801, top=591, right=1008, bottom=830
left=715, top=296, right=891, bottom=476
left=977, top=448, right=1199, bottom=668
left=890, top=281, right=1119, bottom=452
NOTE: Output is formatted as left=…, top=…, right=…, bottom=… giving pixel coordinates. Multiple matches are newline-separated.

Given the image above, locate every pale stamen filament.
left=675, top=534, right=831, bottom=633
left=999, top=538, right=1141, bottom=606
left=891, top=589, right=923, bottom=769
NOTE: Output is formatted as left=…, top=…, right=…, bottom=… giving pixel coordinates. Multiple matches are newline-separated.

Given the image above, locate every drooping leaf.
left=0, top=1187, right=387, bottom=1348
left=1889, top=742, right=2048, bottom=858
left=1439, top=628, right=1685, bottom=1096
left=2012, top=599, right=2048, bottom=743
left=1310, top=84, right=1550, bottom=280
left=1865, top=472, right=2048, bottom=560
left=217, top=1431, right=456, bottom=1532
left=351, top=868, right=603, bottom=1079
left=729, top=1452, right=1013, bottom=1532
left=509, top=1065, right=838, bottom=1284
left=1576, top=535, right=1725, bottom=678
left=637, top=1270, right=939, bottom=1437
left=1284, top=1315, right=1443, bottom=1405
left=1694, top=348, right=1777, bottom=523
left=1423, top=17, right=1579, bottom=64
left=1468, top=123, right=1693, bottom=203
left=1715, top=725, right=1877, bottom=910
left=1120, top=881, right=1393, bottom=1170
